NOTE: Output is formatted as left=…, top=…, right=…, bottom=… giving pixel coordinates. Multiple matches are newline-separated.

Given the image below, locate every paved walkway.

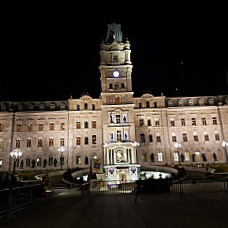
left=0, top=187, right=228, bottom=228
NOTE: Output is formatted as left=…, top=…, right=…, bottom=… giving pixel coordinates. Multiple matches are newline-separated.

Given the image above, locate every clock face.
left=113, top=70, right=120, bottom=78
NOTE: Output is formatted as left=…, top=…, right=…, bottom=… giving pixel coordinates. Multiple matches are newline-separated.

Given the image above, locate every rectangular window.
left=158, top=152, right=163, bottom=162
left=155, top=118, right=160, bottom=127
left=76, top=155, right=81, bottom=165
left=49, top=138, right=54, bottom=147
left=0, top=123, right=3, bottom=132
left=50, top=122, right=54, bottom=131
left=38, top=138, right=42, bottom=147
left=26, top=158, right=30, bottom=167
left=140, top=133, right=145, bottom=143
left=27, top=138, right=32, bottom=148
left=181, top=118, right=185, bottom=126
left=76, top=122, right=81, bottom=129
left=0, top=138, right=4, bottom=148
left=193, top=135, right=199, bottom=142
left=92, top=135, right=97, bottom=144
left=202, top=118, right=207, bottom=125
left=156, top=133, right=161, bottom=143
left=92, top=104, right=95, bottom=110
left=116, top=115, right=121, bottom=124
left=191, top=118, right=196, bottom=126
left=185, top=152, right=190, bottom=161
left=92, top=121, right=96, bottom=128
left=16, top=123, right=22, bottom=132
left=170, top=118, right=175, bottom=126
left=38, top=123, right=43, bottom=131
left=212, top=117, right=217, bottom=125
left=117, top=130, right=122, bottom=141
left=204, top=132, right=209, bottom=141
left=182, top=133, right=188, bottom=142
left=139, top=119, right=144, bottom=127
left=77, top=105, right=80, bottom=110
left=215, top=132, right=220, bottom=141
left=16, top=139, right=20, bottom=148
left=28, top=123, right=33, bottom=131
left=76, top=137, right=81, bottom=145
left=60, top=138, right=64, bottom=146
left=172, top=135, right=177, bottom=142
left=48, top=157, right=53, bottom=166
left=174, top=152, right=179, bottom=162
left=61, top=123, right=65, bottom=130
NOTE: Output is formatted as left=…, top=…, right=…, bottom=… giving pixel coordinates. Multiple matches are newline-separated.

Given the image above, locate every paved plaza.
left=0, top=187, right=228, bottom=228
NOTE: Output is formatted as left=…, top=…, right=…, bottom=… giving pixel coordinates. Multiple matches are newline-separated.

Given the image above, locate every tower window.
left=84, top=103, right=88, bottom=110
left=109, top=83, right=113, bottom=89
left=113, top=55, right=118, bottom=61
left=121, top=83, right=125, bottom=89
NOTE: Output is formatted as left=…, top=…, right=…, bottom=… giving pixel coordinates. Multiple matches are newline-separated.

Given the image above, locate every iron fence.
left=0, top=184, right=44, bottom=213
left=170, top=180, right=228, bottom=194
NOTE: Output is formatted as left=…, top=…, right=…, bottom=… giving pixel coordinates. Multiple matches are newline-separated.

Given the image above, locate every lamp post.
left=174, top=143, right=181, bottom=166
left=58, top=147, right=65, bottom=170
left=10, top=149, right=22, bottom=174
left=222, top=141, right=228, bottom=163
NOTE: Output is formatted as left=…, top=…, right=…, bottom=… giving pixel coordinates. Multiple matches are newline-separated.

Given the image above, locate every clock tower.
left=99, top=23, right=140, bottom=181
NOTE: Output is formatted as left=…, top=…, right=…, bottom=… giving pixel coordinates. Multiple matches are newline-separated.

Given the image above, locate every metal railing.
left=81, top=180, right=137, bottom=201
left=170, top=180, right=228, bottom=194
left=0, top=184, right=44, bottom=213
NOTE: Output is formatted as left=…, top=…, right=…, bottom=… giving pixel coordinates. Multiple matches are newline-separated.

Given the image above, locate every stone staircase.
left=49, top=174, right=69, bottom=189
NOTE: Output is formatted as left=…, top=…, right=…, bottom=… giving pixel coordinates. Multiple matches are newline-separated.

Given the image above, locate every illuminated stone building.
left=0, top=23, right=228, bottom=180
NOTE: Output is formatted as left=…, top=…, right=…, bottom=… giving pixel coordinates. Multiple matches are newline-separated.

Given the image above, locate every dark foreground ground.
left=0, top=187, right=228, bottom=228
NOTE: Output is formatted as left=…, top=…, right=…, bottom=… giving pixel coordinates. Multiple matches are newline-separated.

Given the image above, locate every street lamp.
left=58, top=147, right=65, bottom=170
left=10, top=149, right=22, bottom=174
left=222, top=141, right=228, bottom=163
left=174, top=143, right=181, bottom=166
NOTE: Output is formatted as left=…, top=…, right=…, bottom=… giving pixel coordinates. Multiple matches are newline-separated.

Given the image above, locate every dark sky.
left=1, top=3, right=228, bottom=102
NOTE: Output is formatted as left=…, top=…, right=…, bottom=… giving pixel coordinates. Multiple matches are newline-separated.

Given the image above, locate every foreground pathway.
left=1, top=188, right=228, bottom=228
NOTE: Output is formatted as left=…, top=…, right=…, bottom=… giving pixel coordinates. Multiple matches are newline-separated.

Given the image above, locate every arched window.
left=146, top=101, right=150, bottom=108
left=85, top=156, right=89, bottom=165
left=180, top=154, right=185, bottom=163
left=142, top=151, right=147, bottom=162
left=84, top=121, right=88, bottom=128
left=150, top=153, right=155, bottom=162
left=149, top=134, right=153, bottom=142
left=84, top=137, right=89, bottom=145
left=109, top=83, right=113, bottom=89
left=84, top=103, right=88, bottom=110
left=213, top=153, right=217, bottom=161
left=76, top=155, right=81, bottom=165
left=147, top=119, right=151, bottom=126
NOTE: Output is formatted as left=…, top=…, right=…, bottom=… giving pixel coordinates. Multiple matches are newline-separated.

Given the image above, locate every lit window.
left=76, top=137, right=81, bottom=145
left=76, top=155, right=81, bottom=165
left=38, top=138, right=42, bottom=147
left=61, top=123, right=65, bottom=130
left=76, top=122, right=81, bottom=129
left=28, top=123, right=33, bottom=131
left=174, top=152, right=179, bottom=162
left=38, top=123, right=43, bottom=131
left=92, top=121, right=96, bottom=128
left=0, top=159, right=2, bottom=167
left=158, top=152, right=163, bottom=162
left=60, top=137, right=64, bottom=146
left=16, top=123, right=22, bottom=132
left=185, top=152, right=190, bottom=161
left=16, top=139, right=20, bottom=148
left=50, top=122, right=54, bottom=131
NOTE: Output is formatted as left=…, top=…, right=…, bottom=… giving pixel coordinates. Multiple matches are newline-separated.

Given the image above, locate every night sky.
left=1, top=3, right=228, bottom=102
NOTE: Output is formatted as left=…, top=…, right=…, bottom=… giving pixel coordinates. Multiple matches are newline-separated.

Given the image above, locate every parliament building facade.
left=0, top=24, right=228, bottom=176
